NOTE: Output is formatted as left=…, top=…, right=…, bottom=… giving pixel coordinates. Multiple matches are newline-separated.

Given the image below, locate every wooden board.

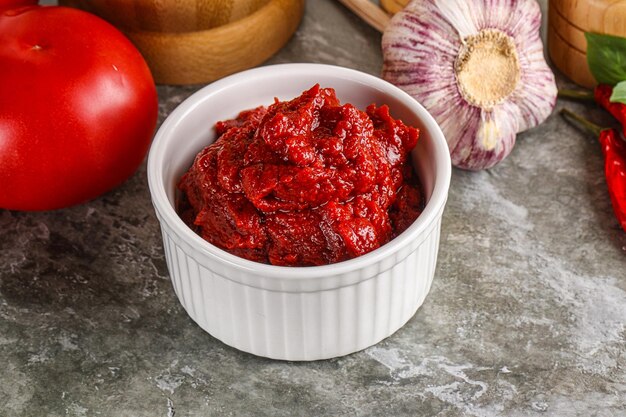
left=59, top=0, right=304, bottom=85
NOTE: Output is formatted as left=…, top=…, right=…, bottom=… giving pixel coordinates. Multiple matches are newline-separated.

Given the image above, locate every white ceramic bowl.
left=147, top=63, right=451, bottom=361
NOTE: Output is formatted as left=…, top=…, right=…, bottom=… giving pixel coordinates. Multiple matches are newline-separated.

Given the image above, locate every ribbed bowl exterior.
left=147, top=64, right=451, bottom=361
left=158, top=210, right=443, bottom=361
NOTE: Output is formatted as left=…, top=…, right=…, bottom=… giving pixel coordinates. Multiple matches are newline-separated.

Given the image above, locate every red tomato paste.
left=177, top=85, right=423, bottom=266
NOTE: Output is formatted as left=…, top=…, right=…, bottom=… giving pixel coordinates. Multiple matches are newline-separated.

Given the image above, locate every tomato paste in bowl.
left=147, top=63, right=451, bottom=361
left=177, top=84, right=424, bottom=267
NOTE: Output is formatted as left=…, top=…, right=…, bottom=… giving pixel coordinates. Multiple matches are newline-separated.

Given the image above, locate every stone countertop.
left=2, top=1, right=625, bottom=416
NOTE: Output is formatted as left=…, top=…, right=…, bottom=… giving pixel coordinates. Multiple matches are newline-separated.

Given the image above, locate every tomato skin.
left=0, top=5, right=158, bottom=210
left=0, top=0, right=37, bottom=11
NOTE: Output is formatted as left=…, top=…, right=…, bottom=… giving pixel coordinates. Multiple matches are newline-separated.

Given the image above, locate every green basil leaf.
left=586, top=32, right=626, bottom=85
left=610, top=80, right=626, bottom=104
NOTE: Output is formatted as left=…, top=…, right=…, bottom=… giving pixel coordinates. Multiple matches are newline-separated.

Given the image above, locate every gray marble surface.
left=2, top=1, right=626, bottom=416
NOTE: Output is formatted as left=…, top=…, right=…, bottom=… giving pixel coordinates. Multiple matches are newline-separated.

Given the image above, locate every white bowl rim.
left=148, top=63, right=451, bottom=280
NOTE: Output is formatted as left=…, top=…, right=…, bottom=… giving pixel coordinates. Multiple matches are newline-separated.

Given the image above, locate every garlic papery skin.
left=382, top=0, right=557, bottom=170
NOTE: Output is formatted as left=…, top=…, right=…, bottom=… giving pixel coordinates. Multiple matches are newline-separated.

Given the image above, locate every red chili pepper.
left=594, top=84, right=626, bottom=136
left=599, top=129, right=626, bottom=231
left=561, top=109, right=626, bottom=232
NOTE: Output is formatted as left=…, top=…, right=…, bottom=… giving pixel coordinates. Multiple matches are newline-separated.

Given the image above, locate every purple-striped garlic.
left=382, top=0, right=557, bottom=170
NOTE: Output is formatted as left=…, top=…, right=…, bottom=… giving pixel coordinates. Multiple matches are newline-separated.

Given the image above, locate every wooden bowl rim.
left=124, top=0, right=300, bottom=37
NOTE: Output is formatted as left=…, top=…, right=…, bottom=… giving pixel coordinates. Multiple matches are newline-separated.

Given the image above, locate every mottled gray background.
left=2, top=1, right=625, bottom=416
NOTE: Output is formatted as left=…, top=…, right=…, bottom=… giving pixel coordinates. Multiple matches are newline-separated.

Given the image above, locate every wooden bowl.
left=548, top=20, right=596, bottom=88
left=59, top=0, right=305, bottom=85
left=549, top=0, right=626, bottom=88
left=551, top=0, right=626, bottom=35
left=58, top=0, right=274, bottom=32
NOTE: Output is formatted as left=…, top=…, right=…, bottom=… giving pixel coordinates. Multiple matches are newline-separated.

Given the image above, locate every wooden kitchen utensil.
left=60, top=0, right=304, bottom=85
left=380, top=0, right=408, bottom=14
left=336, top=0, right=390, bottom=32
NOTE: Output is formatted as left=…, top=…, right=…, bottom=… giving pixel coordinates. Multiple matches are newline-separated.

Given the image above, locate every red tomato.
left=0, top=0, right=35, bottom=9
left=0, top=3, right=158, bottom=210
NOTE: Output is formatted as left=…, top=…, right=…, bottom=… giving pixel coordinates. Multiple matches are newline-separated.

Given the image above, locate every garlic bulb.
left=382, top=0, right=557, bottom=170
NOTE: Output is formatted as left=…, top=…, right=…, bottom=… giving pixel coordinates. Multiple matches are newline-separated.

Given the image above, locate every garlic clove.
left=513, top=47, right=558, bottom=132
left=382, top=0, right=557, bottom=170
left=482, top=0, right=542, bottom=40
left=433, top=0, right=478, bottom=38
left=447, top=104, right=518, bottom=170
